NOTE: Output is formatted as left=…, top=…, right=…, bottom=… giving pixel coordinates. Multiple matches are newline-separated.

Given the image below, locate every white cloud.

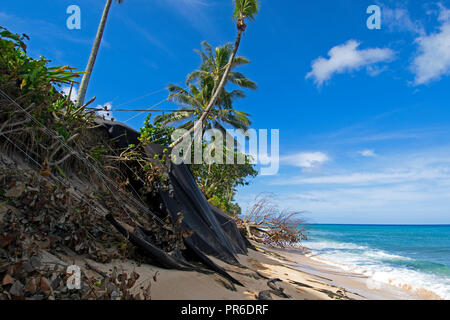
left=271, top=155, right=450, bottom=187
left=382, top=6, right=425, bottom=35
left=412, top=20, right=450, bottom=85
left=437, top=2, right=450, bottom=22
left=306, top=40, right=395, bottom=86
left=95, top=102, right=114, bottom=121
left=237, top=148, right=450, bottom=223
left=358, top=149, right=376, bottom=157
left=61, top=86, right=78, bottom=103
left=281, top=152, right=330, bottom=169
left=281, top=171, right=416, bottom=186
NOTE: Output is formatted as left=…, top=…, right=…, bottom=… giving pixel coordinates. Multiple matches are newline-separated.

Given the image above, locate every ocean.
left=303, top=224, right=450, bottom=299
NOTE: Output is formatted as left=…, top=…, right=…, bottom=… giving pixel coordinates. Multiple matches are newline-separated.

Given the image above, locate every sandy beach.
left=62, top=242, right=436, bottom=300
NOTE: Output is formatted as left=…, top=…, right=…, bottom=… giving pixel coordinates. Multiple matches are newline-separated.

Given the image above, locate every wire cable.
left=0, top=89, right=168, bottom=227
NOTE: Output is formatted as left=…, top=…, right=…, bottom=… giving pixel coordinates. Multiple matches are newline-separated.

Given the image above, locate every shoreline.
left=67, top=241, right=436, bottom=300
left=267, top=245, right=440, bottom=300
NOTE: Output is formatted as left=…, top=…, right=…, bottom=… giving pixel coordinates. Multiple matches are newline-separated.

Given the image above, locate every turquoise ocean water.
left=303, top=225, right=450, bottom=299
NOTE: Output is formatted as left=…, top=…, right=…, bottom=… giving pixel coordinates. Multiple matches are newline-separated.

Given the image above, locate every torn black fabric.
left=95, top=119, right=248, bottom=279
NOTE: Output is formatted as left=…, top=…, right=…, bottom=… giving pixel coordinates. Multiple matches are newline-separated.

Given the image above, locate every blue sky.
left=2, top=0, right=450, bottom=224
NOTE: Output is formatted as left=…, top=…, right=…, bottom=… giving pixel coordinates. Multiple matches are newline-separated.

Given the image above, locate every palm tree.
left=158, top=41, right=256, bottom=135
left=186, top=41, right=257, bottom=100
left=155, top=82, right=252, bottom=134
left=169, top=0, right=260, bottom=148
left=76, top=0, right=124, bottom=107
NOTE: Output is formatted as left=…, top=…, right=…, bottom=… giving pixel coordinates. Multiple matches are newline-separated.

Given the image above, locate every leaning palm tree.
left=76, top=0, right=124, bottom=107
left=169, top=0, right=260, bottom=148
left=187, top=41, right=256, bottom=109
left=186, top=41, right=257, bottom=101
left=156, top=82, right=252, bottom=134
left=159, top=41, right=256, bottom=138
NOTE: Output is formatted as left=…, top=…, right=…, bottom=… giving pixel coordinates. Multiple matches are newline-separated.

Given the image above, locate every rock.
left=2, top=274, right=14, bottom=286
left=9, top=281, right=24, bottom=297
left=257, top=290, right=273, bottom=300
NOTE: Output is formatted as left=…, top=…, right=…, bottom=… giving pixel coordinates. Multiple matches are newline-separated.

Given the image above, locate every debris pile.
left=0, top=167, right=158, bottom=300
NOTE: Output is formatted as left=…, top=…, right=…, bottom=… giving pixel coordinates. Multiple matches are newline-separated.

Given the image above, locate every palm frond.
left=228, top=72, right=258, bottom=90
left=233, top=0, right=260, bottom=21
left=232, top=56, right=251, bottom=67
left=220, top=109, right=252, bottom=130
left=154, top=110, right=195, bottom=126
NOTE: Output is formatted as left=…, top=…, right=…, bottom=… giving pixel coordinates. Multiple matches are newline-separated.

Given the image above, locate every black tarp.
left=94, top=119, right=249, bottom=283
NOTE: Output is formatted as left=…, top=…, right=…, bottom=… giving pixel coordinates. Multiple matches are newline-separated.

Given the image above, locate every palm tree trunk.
left=169, top=27, right=244, bottom=149
left=76, top=0, right=113, bottom=107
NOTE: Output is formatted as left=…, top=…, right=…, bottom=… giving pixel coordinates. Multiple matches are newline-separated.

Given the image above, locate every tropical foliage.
left=169, top=0, right=260, bottom=148
left=139, top=113, right=175, bottom=147
left=140, top=1, right=261, bottom=215
left=155, top=41, right=256, bottom=135
left=0, top=27, right=80, bottom=104
left=190, top=148, right=258, bottom=215
left=233, top=0, right=260, bottom=21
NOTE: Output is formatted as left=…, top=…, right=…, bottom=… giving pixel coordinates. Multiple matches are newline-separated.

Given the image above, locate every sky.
left=2, top=0, right=450, bottom=224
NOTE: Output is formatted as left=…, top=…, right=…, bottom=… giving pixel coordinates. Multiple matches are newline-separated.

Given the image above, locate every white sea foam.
left=305, top=240, right=450, bottom=300
left=305, top=240, right=368, bottom=251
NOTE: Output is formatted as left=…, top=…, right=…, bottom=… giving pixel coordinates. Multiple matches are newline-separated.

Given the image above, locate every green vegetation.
left=0, top=27, right=110, bottom=175
left=1, top=1, right=262, bottom=218
left=0, top=28, right=186, bottom=271
left=140, top=40, right=260, bottom=214
left=1, top=0, right=306, bottom=254
left=191, top=151, right=258, bottom=215
left=156, top=41, right=255, bottom=134
left=139, top=113, right=175, bottom=147
left=169, top=0, right=260, bottom=148
left=0, top=27, right=79, bottom=104
left=132, top=1, right=261, bottom=215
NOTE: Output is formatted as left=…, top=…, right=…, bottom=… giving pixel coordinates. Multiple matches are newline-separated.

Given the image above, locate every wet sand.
left=64, top=242, right=435, bottom=300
